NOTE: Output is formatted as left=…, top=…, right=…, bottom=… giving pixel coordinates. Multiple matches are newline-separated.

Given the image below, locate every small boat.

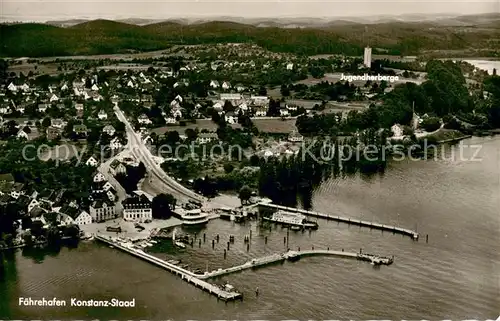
left=180, top=264, right=189, bottom=269
left=175, top=241, right=186, bottom=248
left=108, top=245, right=114, bottom=249
left=290, top=226, right=302, bottom=231
left=150, top=240, right=158, bottom=244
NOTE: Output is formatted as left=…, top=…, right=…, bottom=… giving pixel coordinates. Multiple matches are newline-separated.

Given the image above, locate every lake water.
left=1, top=136, right=499, bottom=319
left=450, top=59, right=500, bottom=75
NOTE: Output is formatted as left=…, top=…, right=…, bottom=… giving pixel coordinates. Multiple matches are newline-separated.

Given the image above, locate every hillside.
left=1, top=17, right=499, bottom=58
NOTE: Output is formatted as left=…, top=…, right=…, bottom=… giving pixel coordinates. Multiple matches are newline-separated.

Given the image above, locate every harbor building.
left=122, top=195, right=152, bottom=222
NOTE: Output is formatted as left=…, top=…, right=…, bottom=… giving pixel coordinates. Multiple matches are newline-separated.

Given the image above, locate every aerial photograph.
left=0, top=0, right=499, bottom=319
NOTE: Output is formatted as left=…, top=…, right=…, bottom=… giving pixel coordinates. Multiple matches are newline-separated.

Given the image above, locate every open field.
left=252, top=118, right=297, bottom=134
left=151, top=120, right=242, bottom=136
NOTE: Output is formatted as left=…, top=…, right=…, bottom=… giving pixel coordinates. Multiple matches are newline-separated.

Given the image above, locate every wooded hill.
left=1, top=17, right=499, bottom=57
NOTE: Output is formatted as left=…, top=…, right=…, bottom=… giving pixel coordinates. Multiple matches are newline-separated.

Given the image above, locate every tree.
left=152, top=193, right=176, bottom=219
left=42, top=117, right=51, bottom=128
left=223, top=163, right=234, bottom=173
left=258, top=86, right=267, bottom=96
left=420, top=117, right=441, bottom=132
left=238, top=185, right=252, bottom=205
left=280, top=84, right=290, bottom=97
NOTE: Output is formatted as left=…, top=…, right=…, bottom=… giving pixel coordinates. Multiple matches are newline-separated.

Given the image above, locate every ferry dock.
left=97, top=235, right=393, bottom=293
left=95, top=235, right=242, bottom=302
left=258, top=203, right=420, bottom=240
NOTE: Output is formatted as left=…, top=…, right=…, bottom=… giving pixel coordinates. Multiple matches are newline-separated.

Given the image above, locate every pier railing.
left=258, top=203, right=419, bottom=240
left=95, top=235, right=242, bottom=301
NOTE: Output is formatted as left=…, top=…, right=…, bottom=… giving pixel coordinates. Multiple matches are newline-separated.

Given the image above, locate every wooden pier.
left=258, top=203, right=419, bottom=240
left=95, top=235, right=242, bottom=302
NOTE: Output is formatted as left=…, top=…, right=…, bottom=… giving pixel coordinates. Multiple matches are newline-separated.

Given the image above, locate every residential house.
left=17, top=126, right=39, bottom=141
left=102, top=125, right=116, bottom=136
left=224, top=111, right=238, bottom=124
left=86, top=156, right=99, bottom=167
left=288, top=130, right=304, bottom=143
left=27, top=198, right=40, bottom=214
left=254, top=107, right=267, bottom=117
left=89, top=200, right=117, bottom=222
left=122, top=195, right=152, bottom=222
left=279, top=109, right=290, bottom=117
left=73, top=124, right=88, bottom=137
left=286, top=63, right=294, bottom=70
left=46, top=126, right=63, bottom=140
left=73, top=210, right=92, bottom=225
left=286, top=104, right=298, bottom=112
left=10, top=183, right=24, bottom=199
left=38, top=104, right=49, bottom=113
left=164, top=116, right=176, bottom=124
left=391, top=124, right=404, bottom=138
left=75, top=103, right=84, bottom=113
left=210, top=80, right=220, bottom=88
left=109, top=160, right=127, bottom=176
left=171, top=108, right=182, bottom=120
left=97, top=110, right=107, bottom=120
left=49, top=94, right=59, bottom=102
left=110, top=137, right=124, bottom=150
left=7, top=82, right=17, bottom=91
left=197, top=132, right=218, bottom=144
left=51, top=119, right=66, bottom=129
left=137, top=114, right=152, bottom=125
left=0, top=105, right=9, bottom=114
left=16, top=103, right=26, bottom=114
left=93, top=172, right=106, bottom=183
left=221, top=81, right=231, bottom=90
left=170, top=99, right=181, bottom=109
left=213, top=102, right=223, bottom=111
left=30, top=206, right=47, bottom=225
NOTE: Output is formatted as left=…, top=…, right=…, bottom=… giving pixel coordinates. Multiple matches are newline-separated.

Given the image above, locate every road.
left=98, top=151, right=128, bottom=214
left=113, top=103, right=205, bottom=204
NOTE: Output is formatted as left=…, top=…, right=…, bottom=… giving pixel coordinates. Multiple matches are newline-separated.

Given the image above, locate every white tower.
left=364, top=47, right=372, bottom=68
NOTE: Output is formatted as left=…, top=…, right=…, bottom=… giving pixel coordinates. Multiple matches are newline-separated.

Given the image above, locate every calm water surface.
left=1, top=136, right=499, bottom=319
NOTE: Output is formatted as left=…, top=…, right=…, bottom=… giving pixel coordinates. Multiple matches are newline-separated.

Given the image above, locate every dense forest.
left=1, top=18, right=499, bottom=57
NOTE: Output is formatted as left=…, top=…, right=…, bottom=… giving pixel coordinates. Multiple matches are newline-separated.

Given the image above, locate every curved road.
left=113, top=103, right=205, bottom=204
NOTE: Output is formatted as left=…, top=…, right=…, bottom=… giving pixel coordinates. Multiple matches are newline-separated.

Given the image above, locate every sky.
left=1, top=0, right=498, bottom=22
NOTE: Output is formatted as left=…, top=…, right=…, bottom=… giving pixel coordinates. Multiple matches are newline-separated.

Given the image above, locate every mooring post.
left=247, top=243, right=249, bottom=252
left=199, top=239, right=201, bottom=248
left=360, top=248, right=362, bottom=254
left=283, top=236, right=286, bottom=244
left=426, top=234, right=429, bottom=243
left=298, top=246, right=300, bottom=251
left=224, top=249, right=226, bottom=259
left=312, top=246, right=314, bottom=250
left=191, top=239, right=194, bottom=247
left=264, top=236, right=267, bottom=244
left=216, top=234, right=219, bottom=243
left=203, top=233, right=206, bottom=243
left=250, top=229, right=252, bottom=239
left=212, top=239, right=215, bottom=249
left=227, top=242, right=230, bottom=250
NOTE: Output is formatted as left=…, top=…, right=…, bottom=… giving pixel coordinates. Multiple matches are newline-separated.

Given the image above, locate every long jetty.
left=203, top=249, right=390, bottom=279
left=95, top=235, right=242, bottom=301
left=259, top=203, right=419, bottom=240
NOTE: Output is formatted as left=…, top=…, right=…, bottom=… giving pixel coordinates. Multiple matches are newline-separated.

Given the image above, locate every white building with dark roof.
left=90, top=200, right=117, bottom=222
left=122, top=195, right=152, bottom=222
